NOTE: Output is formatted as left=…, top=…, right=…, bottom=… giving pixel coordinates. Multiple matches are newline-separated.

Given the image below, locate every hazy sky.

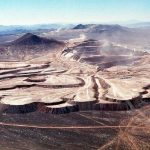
left=0, top=0, right=150, bottom=25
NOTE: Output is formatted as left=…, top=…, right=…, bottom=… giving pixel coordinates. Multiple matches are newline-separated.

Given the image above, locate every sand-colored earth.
left=0, top=52, right=149, bottom=114
left=0, top=38, right=149, bottom=114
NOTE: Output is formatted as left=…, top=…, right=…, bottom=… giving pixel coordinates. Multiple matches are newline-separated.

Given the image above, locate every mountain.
left=0, top=33, right=65, bottom=61
left=11, top=33, right=63, bottom=46
left=88, top=24, right=128, bottom=33
left=73, top=24, right=93, bottom=29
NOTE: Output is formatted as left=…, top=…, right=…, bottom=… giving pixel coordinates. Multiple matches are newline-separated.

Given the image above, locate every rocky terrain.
left=0, top=24, right=150, bottom=150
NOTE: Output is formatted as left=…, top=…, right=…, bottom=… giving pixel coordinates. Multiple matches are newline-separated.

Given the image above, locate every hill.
left=0, top=33, right=65, bottom=61
left=73, top=24, right=93, bottom=29
left=11, top=33, right=63, bottom=46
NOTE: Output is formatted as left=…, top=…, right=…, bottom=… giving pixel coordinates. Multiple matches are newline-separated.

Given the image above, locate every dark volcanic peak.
left=73, top=24, right=93, bottom=29
left=0, top=33, right=65, bottom=61
left=12, top=33, right=63, bottom=45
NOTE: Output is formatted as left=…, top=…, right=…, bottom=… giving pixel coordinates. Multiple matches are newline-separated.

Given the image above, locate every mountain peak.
left=11, top=33, right=64, bottom=46
left=13, top=33, right=44, bottom=45
left=73, top=24, right=93, bottom=29
left=23, top=33, right=36, bottom=38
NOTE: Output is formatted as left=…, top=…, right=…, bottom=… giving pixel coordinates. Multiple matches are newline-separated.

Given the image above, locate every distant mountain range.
left=0, top=24, right=74, bottom=35
left=0, top=23, right=150, bottom=61
left=0, top=22, right=150, bottom=36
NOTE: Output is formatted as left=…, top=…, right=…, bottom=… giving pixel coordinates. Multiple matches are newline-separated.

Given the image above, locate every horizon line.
left=0, top=20, right=150, bottom=26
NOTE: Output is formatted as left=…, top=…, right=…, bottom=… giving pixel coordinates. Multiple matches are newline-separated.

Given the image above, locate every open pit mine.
left=0, top=25, right=150, bottom=150
left=0, top=33, right=149, bottom=114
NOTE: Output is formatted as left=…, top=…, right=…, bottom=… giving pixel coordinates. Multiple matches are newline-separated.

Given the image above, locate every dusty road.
left=0, top=122, right=149, bottom=129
